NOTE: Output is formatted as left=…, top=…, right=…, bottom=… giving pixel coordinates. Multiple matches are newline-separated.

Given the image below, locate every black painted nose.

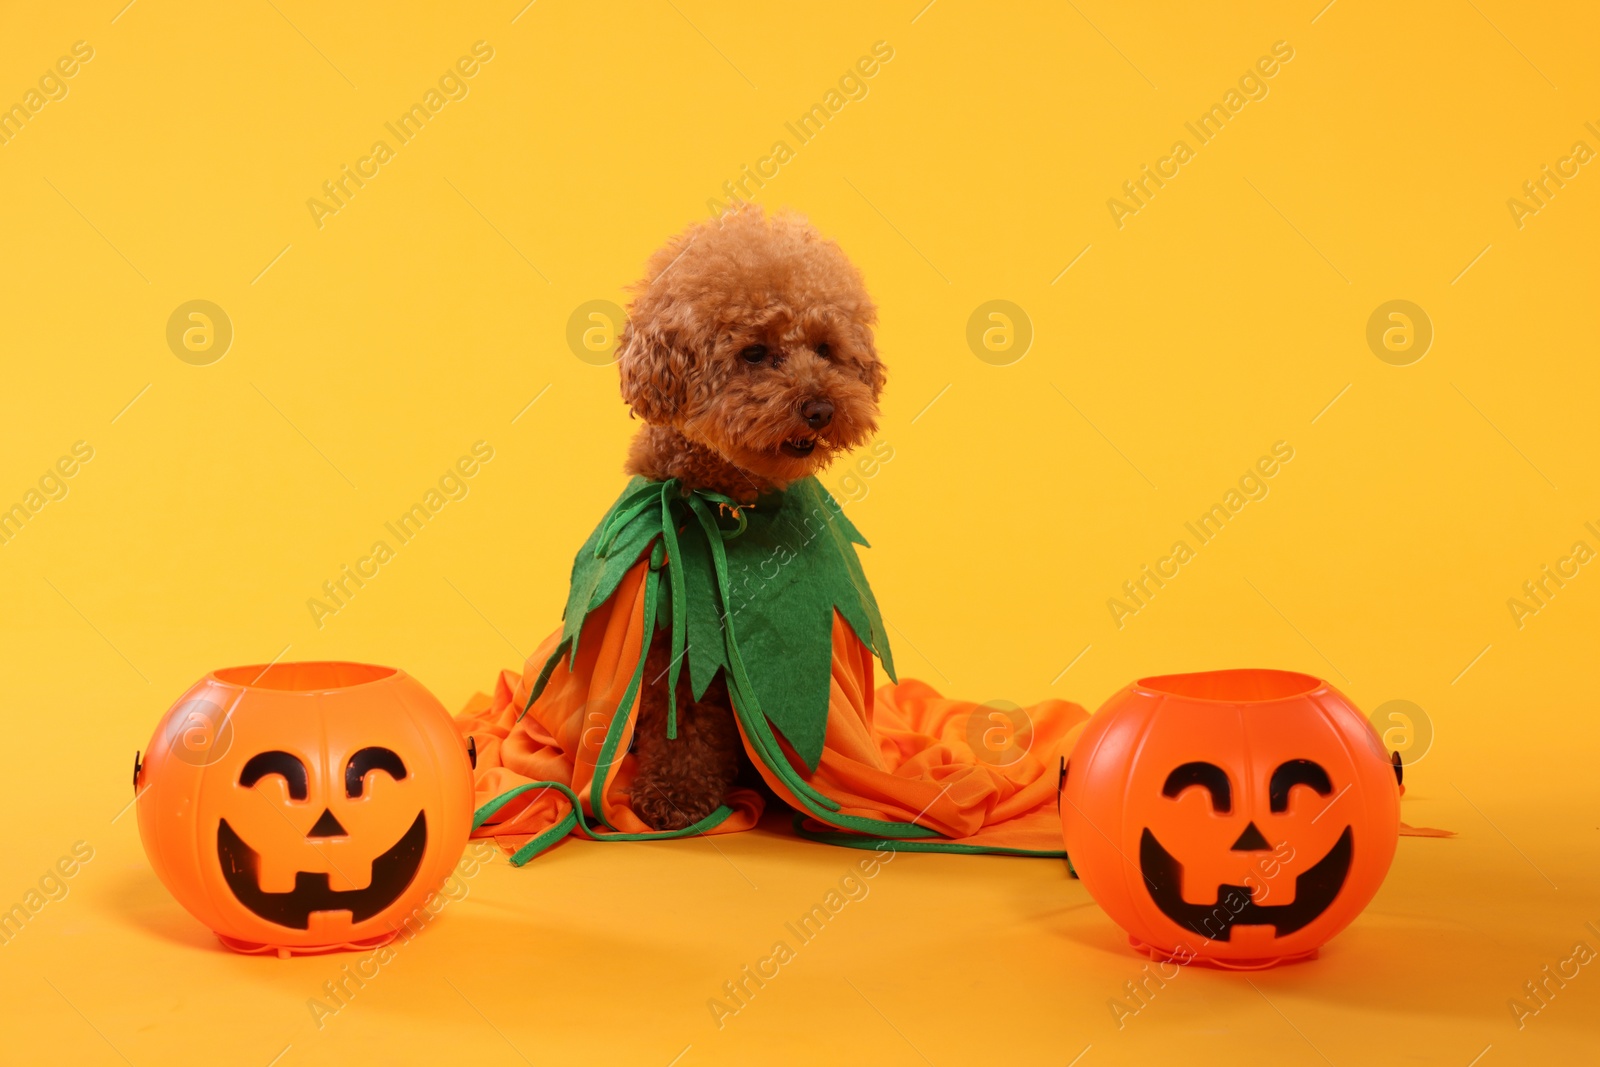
left=800, top=398, right=834, bottom=429
left=307, top=809, right=348, bottom=838
left=1229, top=821, right=1271, bottom=852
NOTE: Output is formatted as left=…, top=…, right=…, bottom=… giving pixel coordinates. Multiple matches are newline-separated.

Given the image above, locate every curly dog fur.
left=616, top=206, right=886, bottom=830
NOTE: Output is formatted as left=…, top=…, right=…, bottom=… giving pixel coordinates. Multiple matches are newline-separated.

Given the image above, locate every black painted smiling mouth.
left=217, top=813, right=427, bottom=929
left=780, top=437, right=817, bottom=457
left=1138, top=826, right=1352, bottom=940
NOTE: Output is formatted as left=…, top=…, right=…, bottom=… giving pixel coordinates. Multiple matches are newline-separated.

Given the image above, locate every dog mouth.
left=779, top=437, right=818, bottom=458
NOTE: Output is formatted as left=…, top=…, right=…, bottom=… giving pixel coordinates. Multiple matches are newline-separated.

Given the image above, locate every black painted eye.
left=345, top=747, right=408, bottom=798
left=239, top=751, right=309, bottom=801
left=1162, top=761, right=1231, bottom=813
left=1269, top=759, right=1332, bottom=812
left=740, top=344, right=768, bottom=364
left=814, top=342, right=831, bottom=358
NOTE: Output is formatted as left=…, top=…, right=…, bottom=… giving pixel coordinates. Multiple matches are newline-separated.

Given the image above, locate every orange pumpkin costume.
left=457, top=477, right=1088, bottom=864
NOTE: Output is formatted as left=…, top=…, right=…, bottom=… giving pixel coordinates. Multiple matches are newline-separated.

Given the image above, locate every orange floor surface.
left=5, top=777, right=1597, bottom=1065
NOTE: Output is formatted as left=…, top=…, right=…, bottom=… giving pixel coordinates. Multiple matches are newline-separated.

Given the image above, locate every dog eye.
left=814, top=342, right=831, bottom=358
left=740, top=345, right=768, bottom=364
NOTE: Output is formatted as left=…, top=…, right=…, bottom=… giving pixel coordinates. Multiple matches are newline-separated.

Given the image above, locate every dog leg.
left=630, top=637, right=742, bottom=831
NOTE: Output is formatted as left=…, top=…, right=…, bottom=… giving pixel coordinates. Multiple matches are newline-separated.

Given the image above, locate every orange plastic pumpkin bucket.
left=1059, top=668, right=1400, bottom=968
left=135, top=662, right=474, bottom=956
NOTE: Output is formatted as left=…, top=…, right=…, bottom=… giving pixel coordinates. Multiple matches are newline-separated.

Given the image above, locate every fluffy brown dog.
left=616, top=205, right=886, bottom=830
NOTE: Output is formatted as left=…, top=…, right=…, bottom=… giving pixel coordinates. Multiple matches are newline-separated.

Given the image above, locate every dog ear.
left=854, top=326, right=887, bottom=402
left=617, top=321, right=686, bottom=424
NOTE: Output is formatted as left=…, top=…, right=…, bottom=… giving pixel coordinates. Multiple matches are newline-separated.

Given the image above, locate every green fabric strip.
left=659, top=487, right=686, bottom=739
left=585, top=564, right=662, bottom=833
left=523, top=637, right=569, bottom=717
left=473, top=778, right=737, bottom=867
left=788, top=812, right=1069, bottom=858
left=508, top=811, right=580, bottom=865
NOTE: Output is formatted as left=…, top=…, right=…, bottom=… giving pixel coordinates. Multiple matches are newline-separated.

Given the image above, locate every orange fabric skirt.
left=456, top=561, right=1090, bottom=860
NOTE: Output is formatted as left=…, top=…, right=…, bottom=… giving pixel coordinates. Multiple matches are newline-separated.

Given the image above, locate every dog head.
left=617, top=206, right=885, bottom=486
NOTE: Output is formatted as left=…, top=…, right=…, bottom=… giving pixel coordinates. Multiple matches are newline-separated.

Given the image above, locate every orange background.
left=0, top=1, right=1596, bottom=1063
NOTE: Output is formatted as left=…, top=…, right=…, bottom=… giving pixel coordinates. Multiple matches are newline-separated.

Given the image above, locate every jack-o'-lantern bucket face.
left=1060, top=669, right=1400, bottom=967
left=136, top=662, right=473, bottom=955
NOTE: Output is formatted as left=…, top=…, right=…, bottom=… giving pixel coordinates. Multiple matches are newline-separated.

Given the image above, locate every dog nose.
left=800, top=398, right=834, bottom=429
